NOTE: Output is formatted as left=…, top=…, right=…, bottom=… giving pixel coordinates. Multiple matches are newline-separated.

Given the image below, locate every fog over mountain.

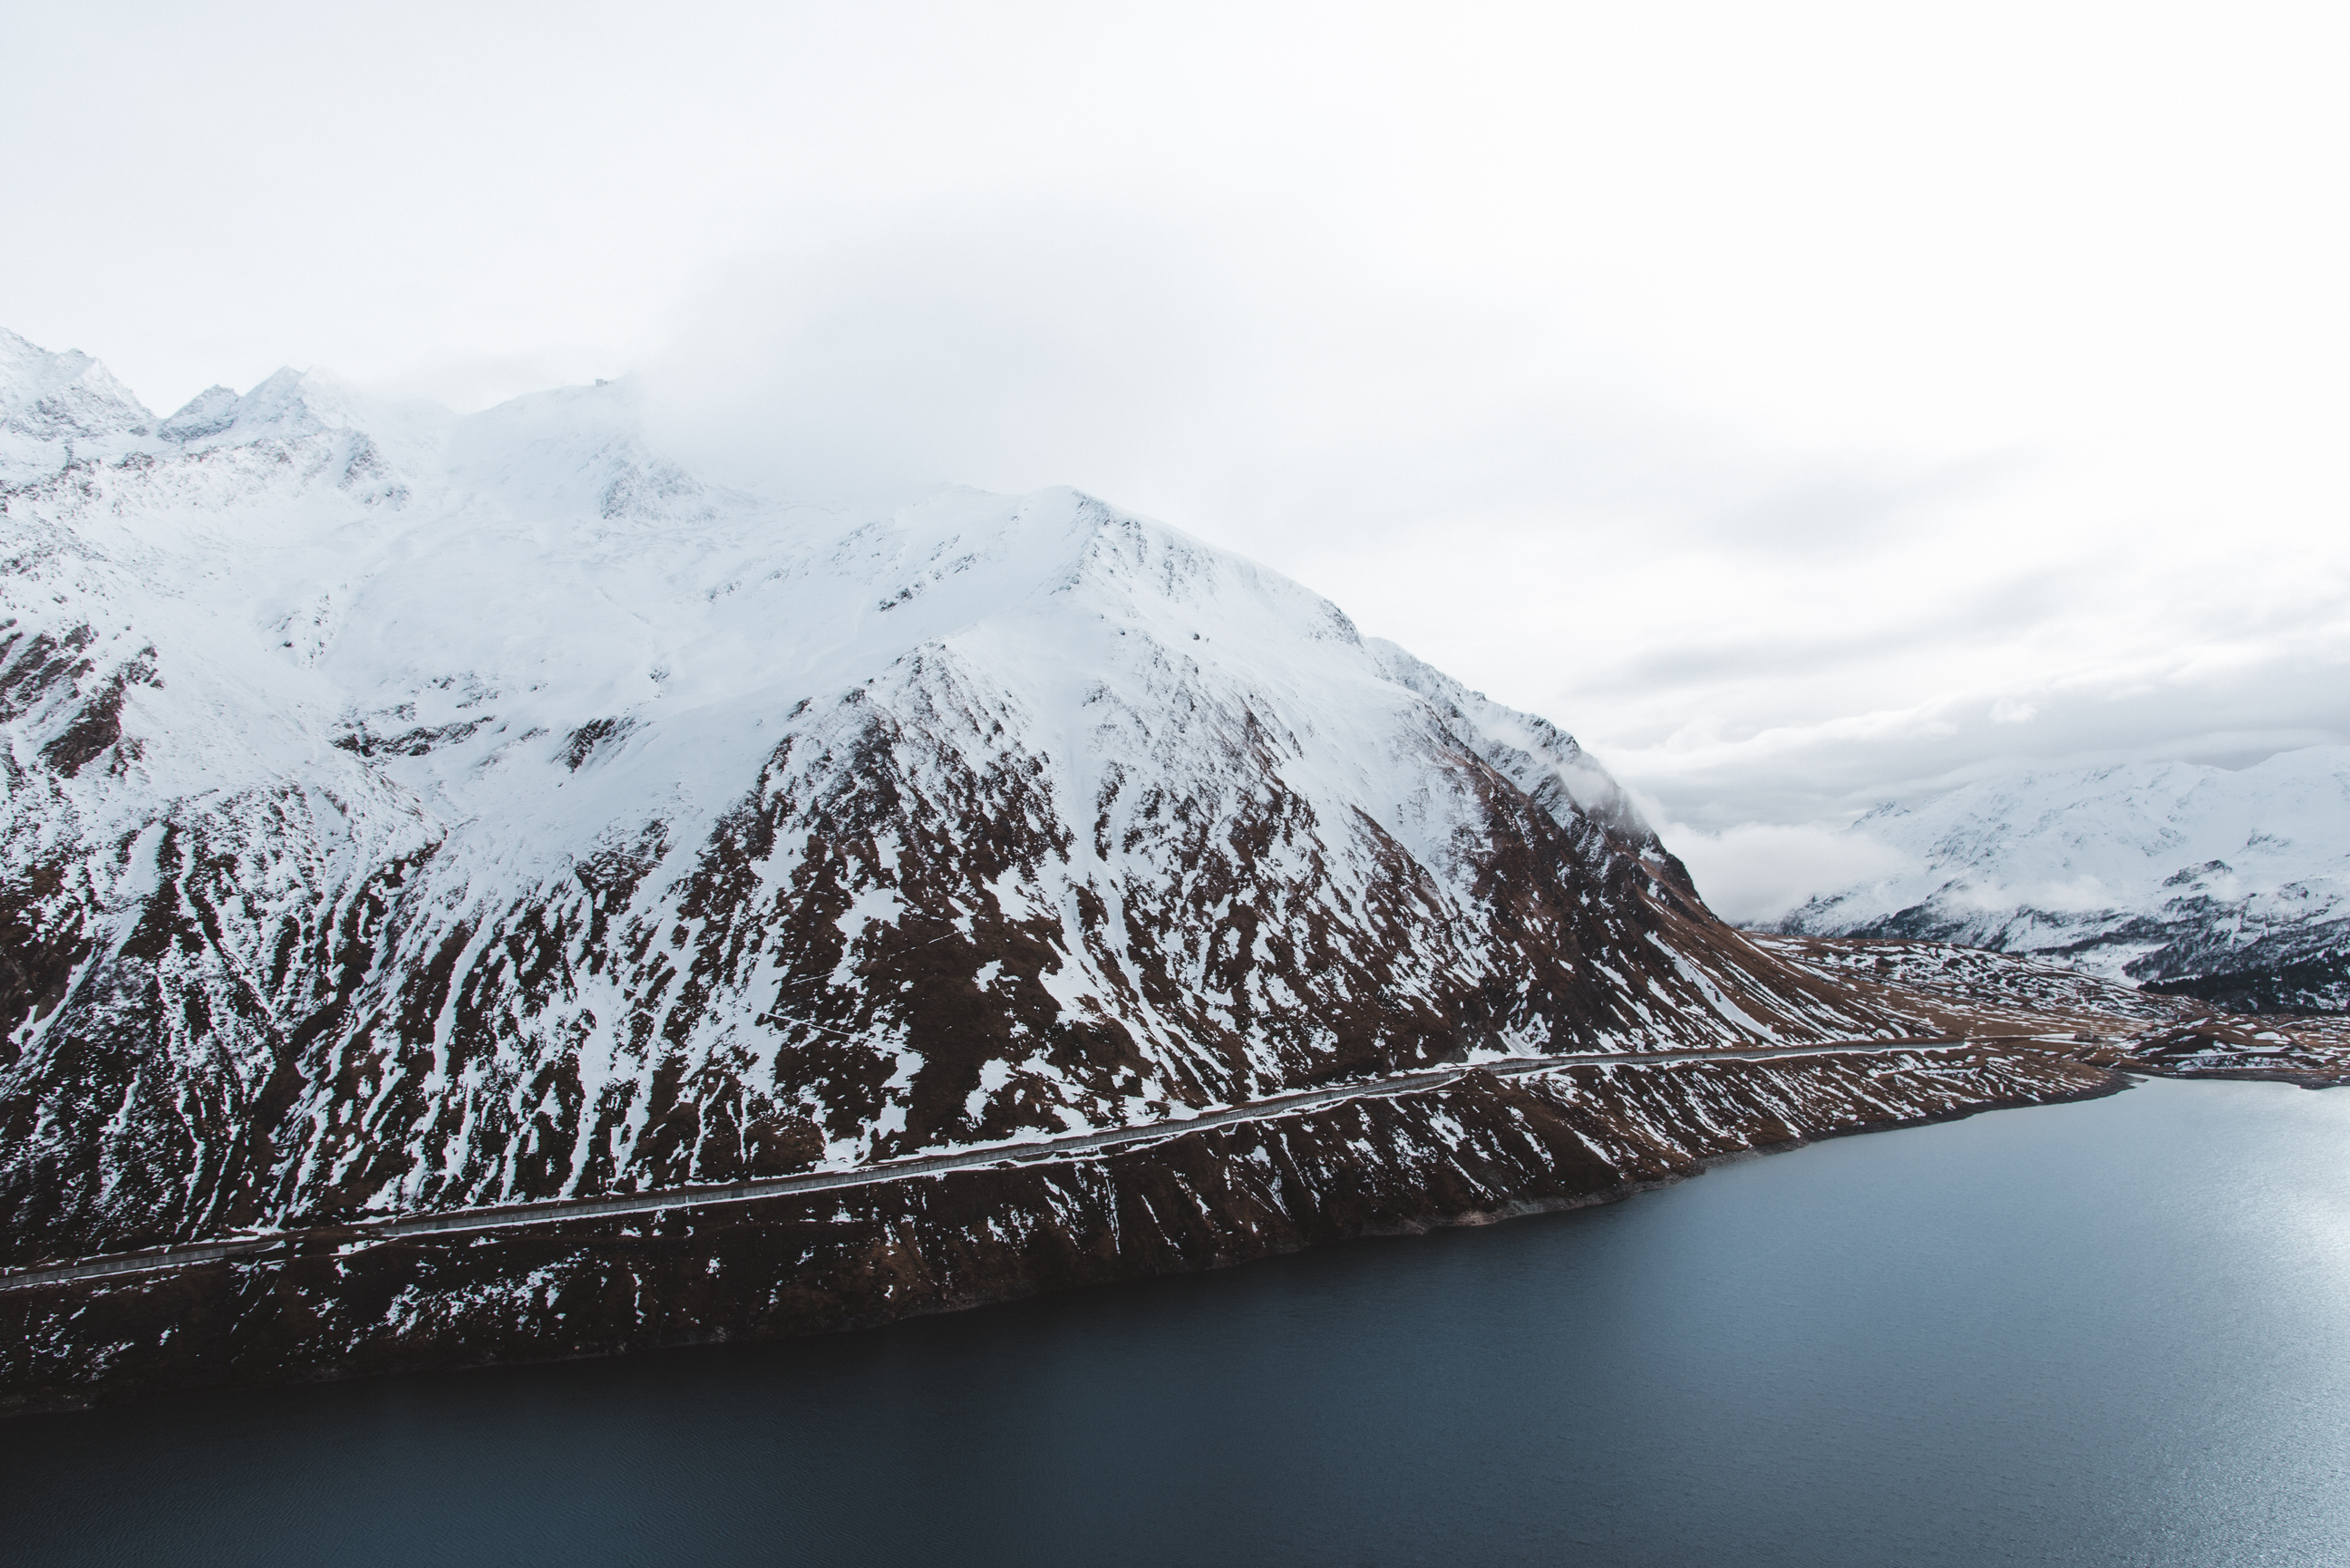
left=6, top=5, right=2346, bottom=928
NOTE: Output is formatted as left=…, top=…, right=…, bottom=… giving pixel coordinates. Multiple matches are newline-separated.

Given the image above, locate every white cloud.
left=7, top=1, right=2348, bottom=836
left=1663, top=823, right=1908, bottom=927
left=1946, top=877, right=2118, bottom=918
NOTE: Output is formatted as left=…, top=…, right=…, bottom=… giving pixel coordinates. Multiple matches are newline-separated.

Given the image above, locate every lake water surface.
left=6, top=1076, right=2349, bottom=1566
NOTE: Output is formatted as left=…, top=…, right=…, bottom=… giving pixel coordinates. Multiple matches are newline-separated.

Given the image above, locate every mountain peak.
left=158, top=385, right=240, bottom=442
left=447, top=377, right=717, bottom=524
left=181, top=364, right=371, bottom=447
left=0, top=326, right=155, bottom=464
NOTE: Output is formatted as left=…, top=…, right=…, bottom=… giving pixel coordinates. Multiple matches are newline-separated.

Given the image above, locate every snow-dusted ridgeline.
left=1778, top=750, right=2350, bottom=1011
left=0, top=327, right=1908, bottom=1271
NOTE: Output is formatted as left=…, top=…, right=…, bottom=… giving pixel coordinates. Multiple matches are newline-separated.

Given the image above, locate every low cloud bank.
left=1664, top=821, right=1908, bottom=927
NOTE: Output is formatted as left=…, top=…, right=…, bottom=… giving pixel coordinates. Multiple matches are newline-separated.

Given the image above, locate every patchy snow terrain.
left=0, top=327, right=1913, bottom=1270
left=1777, top=751, right=2350, bottom=1011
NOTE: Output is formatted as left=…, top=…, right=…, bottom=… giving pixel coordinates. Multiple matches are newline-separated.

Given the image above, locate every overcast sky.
left=6, top=1, right=2346, bottom=917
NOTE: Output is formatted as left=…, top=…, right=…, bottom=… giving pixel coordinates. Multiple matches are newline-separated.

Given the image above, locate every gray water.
left=5, top=1076, right=2348, bottom=1566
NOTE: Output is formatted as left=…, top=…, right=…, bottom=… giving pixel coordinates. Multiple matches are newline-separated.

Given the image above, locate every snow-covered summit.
left=0, top=327, right=155, bottom=471
left=162, top=364, right=364, bottom=446
left=1779, top=749, right=2350, bottom=1011
left=0, top=335, right=1654, bottom=899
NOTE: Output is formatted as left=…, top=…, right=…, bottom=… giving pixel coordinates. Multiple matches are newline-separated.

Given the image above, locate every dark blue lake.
left=5, top=1075, right=2348, bottom=1566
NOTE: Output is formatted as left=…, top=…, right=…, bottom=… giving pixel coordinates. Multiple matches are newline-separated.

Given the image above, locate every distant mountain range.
left=1777, top=749, right=2350, bottom=1013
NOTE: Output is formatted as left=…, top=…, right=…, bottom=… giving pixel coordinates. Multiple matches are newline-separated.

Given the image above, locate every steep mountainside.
left=0, top=327, right=1913, bottom=1274
left=1777, top=751, right=2350, bottom=1011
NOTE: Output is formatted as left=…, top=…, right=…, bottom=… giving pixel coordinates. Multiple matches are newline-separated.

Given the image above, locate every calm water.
left=5, top=1076, right=2348, bottom=1567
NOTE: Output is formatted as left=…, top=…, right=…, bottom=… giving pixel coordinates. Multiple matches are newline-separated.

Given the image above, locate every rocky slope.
left=0, top=326, right=1918, bottom=1281
left=1775, top=752, right=2350, bottom=1012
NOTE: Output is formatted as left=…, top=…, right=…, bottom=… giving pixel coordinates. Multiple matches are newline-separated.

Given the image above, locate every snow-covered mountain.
left=1778, top=750, right=2350, bottom=1011
left=0, top=328, right=1908, bottom=1269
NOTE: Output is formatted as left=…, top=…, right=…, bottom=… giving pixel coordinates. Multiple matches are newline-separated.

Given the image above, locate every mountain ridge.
left=1776, top=748, right=2350, bottom=1011
left=1, top=328, right=1898, bottom=1274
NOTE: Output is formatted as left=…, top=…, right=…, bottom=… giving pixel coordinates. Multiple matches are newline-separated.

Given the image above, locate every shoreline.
left=1, top=1042, right=2131, bottom=1418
